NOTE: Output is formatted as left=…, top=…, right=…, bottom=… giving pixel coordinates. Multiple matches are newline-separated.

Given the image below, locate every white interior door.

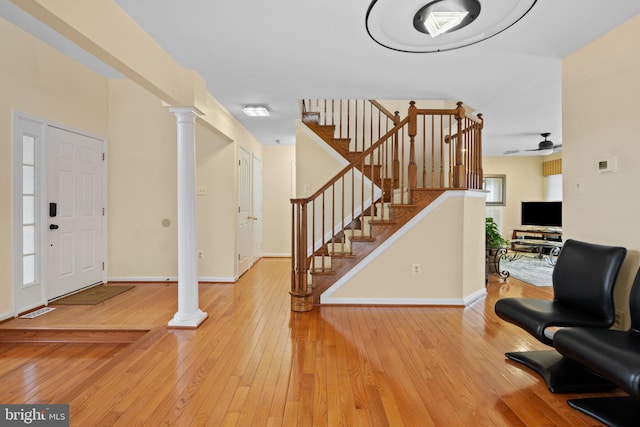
left=47, top=126, right=104, bottom=299
left=237, top=146, right=251, bottom=276
left=252, top=156, right=263, bottom=264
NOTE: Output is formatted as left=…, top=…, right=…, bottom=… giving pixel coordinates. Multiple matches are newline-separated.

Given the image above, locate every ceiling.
left=2, top=1, right=640, bottom=156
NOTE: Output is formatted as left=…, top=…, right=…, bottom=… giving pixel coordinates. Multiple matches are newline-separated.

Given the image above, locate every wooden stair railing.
left=291, top=100, right=483, bottom=311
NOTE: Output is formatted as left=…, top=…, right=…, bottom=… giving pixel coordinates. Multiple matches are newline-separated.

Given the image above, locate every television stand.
left=510, top=228, right=563, bottom=263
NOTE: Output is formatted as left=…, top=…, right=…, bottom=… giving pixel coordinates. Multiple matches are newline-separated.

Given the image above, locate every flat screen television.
left=521, top=201, right=562, bottom=228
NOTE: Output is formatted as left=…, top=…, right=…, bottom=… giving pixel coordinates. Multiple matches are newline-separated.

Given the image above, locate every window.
left=21, top=134, right=38, bottom=287
left=483, top=174, right=506, bottom=206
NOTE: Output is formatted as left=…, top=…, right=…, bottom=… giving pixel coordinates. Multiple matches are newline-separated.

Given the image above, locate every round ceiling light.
left=366, top=0, right=537, bottom=53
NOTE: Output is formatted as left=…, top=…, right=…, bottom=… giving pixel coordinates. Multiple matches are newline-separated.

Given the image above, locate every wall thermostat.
left=598, top=157, right=617, bottom=173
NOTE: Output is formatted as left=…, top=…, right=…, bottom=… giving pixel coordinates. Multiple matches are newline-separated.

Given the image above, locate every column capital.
left=169, top=106, right=203, bottom=121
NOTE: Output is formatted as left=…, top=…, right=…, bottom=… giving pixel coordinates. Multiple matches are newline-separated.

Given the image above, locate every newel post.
left=393, top=111, right=400, bottom=188
left=476, top=113, right=484, bottom=189
left=453, top=101, right=466, bottom=188
left=408, top=101, right=417, bottom=190
left=290, top=200, right=312, bottom=312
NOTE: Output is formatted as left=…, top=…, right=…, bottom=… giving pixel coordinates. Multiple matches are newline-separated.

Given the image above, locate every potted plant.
left=486, top=217, right=508, bottom=279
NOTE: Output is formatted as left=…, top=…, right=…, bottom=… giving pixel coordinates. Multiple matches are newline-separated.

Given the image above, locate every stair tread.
left=349, top=236, right=376, bottom=242
left=310, top=270, right=336, bottom=276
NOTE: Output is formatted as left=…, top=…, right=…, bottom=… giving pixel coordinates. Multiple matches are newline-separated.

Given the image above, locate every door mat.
left=50, top=285, right=134, bottom=305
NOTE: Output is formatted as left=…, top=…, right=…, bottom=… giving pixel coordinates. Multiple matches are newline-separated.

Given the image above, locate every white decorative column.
left=168, top=107, right=208, bottom=328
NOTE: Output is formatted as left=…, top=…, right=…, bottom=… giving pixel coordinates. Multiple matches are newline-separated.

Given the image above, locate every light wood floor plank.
left=0, top=258, right=625, bottom=426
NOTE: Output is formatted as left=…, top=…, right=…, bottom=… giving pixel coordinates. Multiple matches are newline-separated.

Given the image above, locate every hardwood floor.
left=0, top=258, right=618, bottom=426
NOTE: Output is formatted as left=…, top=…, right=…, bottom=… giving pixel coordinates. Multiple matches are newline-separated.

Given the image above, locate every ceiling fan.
left=504, top=132, right=562, bottom=155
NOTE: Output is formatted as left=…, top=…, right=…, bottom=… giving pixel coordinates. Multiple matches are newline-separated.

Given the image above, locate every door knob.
left=49, top=224, right=59, bottom=230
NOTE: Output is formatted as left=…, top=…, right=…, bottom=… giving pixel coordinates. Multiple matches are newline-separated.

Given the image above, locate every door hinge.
left=102, top=207, right=105, bottom=216
left=102, top=262, right=105, bottom=271
left=102, top=152, right=105, bottom=161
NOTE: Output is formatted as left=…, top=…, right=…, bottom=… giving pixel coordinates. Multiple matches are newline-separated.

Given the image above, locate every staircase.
left=291, top=100, right=484, bottom=311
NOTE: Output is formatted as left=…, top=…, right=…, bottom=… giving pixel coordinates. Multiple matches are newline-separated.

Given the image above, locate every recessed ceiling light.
left=242, top=105, right=270, bottom=117
left=424, top=11, right=470, bottom=38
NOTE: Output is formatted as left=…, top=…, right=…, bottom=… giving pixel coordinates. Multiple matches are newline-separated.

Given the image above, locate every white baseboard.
left=198, top=276, right=236, bottom=283
left=321, top=288, right=486, bottom=306
left=320, top=297, right=467, bottom=306
left=463, top=288, right=487, bottom=306
left=261, top=253, right=291, bottom=258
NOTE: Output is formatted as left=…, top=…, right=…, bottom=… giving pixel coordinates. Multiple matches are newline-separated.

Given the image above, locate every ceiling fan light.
left=424, top=11, right=470, bottom=37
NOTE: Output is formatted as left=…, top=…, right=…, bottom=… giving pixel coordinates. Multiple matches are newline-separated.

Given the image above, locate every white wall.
left=562, top=14, right=640, bottom=326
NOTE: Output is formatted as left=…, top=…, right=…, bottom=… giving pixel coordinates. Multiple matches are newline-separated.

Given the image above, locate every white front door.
left=47, top=126, right=104, bottom=299
left=237, top=146, right=251, bottom=276
left=252, top=155, right=263, bottom=264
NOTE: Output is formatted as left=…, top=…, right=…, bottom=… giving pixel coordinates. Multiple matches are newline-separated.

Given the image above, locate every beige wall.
left=324, top=192, right=486, bottom=303
left=0, top=14, right=278, bottom=318
left=482, top=156, right=546, bottom=240
left=262, top=145, right=295, bottom=256
left=563, top=14, right=640, bottom=326
left=295, top=121, right=345, bottom=197
left=107, top=79, right=178, bottom=279
left=195, top=126, right=237, bottom=279
left=107, top=83, right=263, bottom=282
left=0, top=18, right=109, bottom=318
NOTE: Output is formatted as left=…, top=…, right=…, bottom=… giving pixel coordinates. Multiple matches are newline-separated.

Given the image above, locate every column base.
left=168, top=309, right=208, bottom=328
left=290, top=293, right=313, bottom=312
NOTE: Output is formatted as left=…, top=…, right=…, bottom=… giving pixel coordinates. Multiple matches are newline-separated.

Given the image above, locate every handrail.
left=369, top=100, right=396, bottom=121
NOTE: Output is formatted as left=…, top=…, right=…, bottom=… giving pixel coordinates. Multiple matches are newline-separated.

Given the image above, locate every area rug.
left=503, top=255, right=554, bottom=287
left=50, top=285, right=134, bottom=305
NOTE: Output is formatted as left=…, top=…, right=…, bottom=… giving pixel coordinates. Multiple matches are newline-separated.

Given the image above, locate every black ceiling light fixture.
left=366, top=0, right=537, bottom=53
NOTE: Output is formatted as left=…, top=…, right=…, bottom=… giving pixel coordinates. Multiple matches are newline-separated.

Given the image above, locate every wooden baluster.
left=311, top=198, right=316, bottom=270
left=331, top=183, right=335, bottom=255
left=341, top=177, right=346, bottom=253
left=422, top=114, right=427, bottom=189
left=447, top=115, right=452, bottom=187
left=407, top=101, right=417, bottom=191
left=354, top=100, right=359, bottom=152
left=431, top=116, right=444, bottom=188
left=339, top=100, right=343, bottom=139
left=347, top=100, right=351, bottom=148
left=476, top=113, right=484, bottom=190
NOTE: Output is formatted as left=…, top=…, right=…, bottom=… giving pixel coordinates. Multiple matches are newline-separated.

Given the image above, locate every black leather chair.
left=554, top=267, right=640, bottom=427
left=494, top=239, right=627, bottom=392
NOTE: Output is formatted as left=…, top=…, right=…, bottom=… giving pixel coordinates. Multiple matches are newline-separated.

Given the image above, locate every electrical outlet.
left=412, top=264, right=421, bottom=275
